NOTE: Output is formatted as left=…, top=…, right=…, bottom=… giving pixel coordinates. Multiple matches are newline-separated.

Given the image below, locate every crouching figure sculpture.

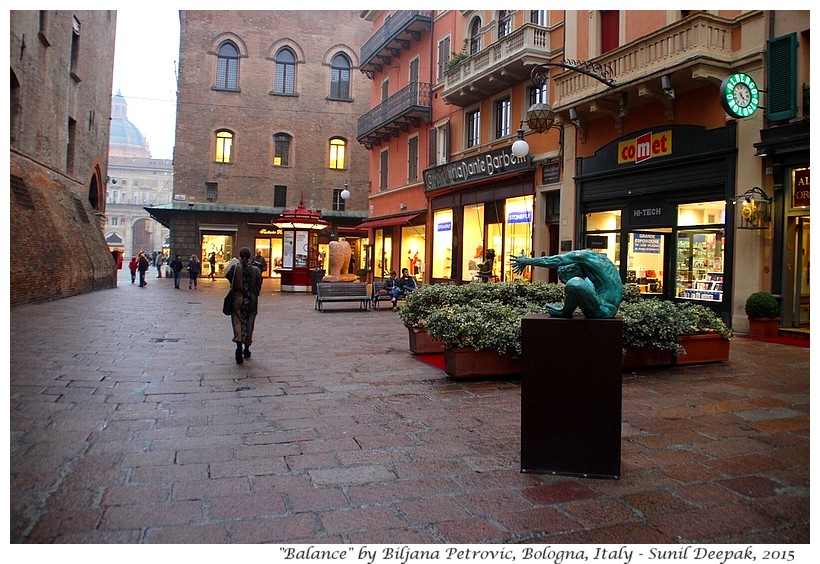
left=511, top=249, right=622, bottom=319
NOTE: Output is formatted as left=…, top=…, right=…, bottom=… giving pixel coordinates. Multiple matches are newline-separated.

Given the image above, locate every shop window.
left=627, top=231, right=667, bottom=296
left=374, top=229, right=392, bottom=279
left=401, top=224, right=426, bottom=279
left=462, top=203, right=485, bottom=282
left=432, top=209, right=453, bottom=279
left=584, top=210, right=621, bottom=269
left=675, top=200, right=726, bottom=303
left=676, top=230, right=724, bottom=302
left=503, top=195, right=534, bottom=281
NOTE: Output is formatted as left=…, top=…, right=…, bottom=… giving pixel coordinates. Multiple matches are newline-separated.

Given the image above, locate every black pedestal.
left=520, top=315, right=623, bottom=479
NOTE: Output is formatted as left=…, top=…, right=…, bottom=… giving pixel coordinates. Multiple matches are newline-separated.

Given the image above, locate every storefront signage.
left=423, top=147, right=531, bottom=192
left=719, top=73, right=760, bottom=119
left=629, top=202, right=669, bottom=227
left=632, top=233, right=662, bottom=254
left=258, top=228, right=282, bottom=235
left=508, top=211, right=532, bottom=224
left=436, top=221, right=452, bottom=232
left=793, top=168, right=810, bottom=208
left=618, top=130, right=672, bottom=165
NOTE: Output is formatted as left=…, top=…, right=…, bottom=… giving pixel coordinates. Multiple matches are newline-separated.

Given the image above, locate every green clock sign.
left=719, top=73, right=760, bottom=118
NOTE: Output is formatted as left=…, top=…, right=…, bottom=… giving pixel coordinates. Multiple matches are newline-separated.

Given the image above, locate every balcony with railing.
left=360, top=11, right=432, bottom=76
left=357, top=82, right=432, bottom=148
left=553, top=11, right=764, bottom=111
left=442, top=24, right=554, bottom=107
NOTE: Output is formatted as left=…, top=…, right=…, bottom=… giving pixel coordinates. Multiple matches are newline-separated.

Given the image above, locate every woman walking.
left=226, top=247, right=263, bottom=364
left=188, top=254, right=201, bottom=289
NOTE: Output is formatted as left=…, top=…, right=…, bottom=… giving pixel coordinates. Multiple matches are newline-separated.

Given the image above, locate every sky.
left=113, top=9, right=180, bottom=160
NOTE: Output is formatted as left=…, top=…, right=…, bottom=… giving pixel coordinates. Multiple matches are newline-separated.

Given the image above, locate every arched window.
left=274, top=47, right=296, bottom=95
left=329, top=138, right=346, bottom=170
left=469, top=17, right=482, bottom=55
left=274, top=133, right=291, bottom=167
left=216, top=41, right=239, bottom=90
left=215, top=130, right=233, bottom=163
left=498, top=11, right=512, bottom=39
left=330, top=53, right=351, bottom=100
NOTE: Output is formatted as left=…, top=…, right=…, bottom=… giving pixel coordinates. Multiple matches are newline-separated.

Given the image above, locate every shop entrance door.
left=789, top=216, right=810, bottom=327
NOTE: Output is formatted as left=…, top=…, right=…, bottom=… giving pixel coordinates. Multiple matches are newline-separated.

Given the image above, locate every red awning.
left=356, top=213, right=424, bottom=230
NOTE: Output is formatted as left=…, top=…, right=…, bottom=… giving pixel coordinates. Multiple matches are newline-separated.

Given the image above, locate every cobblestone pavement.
left=9, top=269, right=810, bottom=544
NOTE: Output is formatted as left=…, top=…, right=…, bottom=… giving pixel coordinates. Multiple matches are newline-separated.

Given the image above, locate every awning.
left=356, top=213, right=424, bottom=230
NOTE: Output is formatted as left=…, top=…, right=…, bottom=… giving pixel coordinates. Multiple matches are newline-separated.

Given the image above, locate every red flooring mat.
left=414, top=353, right=446, bottom=371
left=739, top=334, right=809, bottom=348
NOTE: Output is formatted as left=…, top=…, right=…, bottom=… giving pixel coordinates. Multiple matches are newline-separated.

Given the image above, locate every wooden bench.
left=371, top=280, right=404, bottom=309
left=315, top=282, right=370, bottom=312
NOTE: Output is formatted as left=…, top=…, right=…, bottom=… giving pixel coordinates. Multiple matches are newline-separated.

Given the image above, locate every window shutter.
left=767, top=33, right=798, bottom=122
left=428, top=128, right=437, bottom=166
left=442, top=122, right=450, bottom=163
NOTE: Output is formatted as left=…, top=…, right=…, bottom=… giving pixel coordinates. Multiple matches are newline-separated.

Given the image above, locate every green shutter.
left=767, top=33, right=798, bottom=122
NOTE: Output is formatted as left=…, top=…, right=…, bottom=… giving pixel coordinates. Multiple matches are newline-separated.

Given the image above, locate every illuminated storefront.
left=425, top=147, right=535, bottom=283
left=577, top=124, right=737, bottom=319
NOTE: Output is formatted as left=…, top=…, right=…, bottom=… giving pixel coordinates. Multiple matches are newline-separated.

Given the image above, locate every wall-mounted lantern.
left=734, top=186, right=772, bottom=230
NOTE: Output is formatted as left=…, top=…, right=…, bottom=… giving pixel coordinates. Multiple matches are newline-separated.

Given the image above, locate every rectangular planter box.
left=407, top=327, right=443, bottom=355
left=674, top=334, right=730, bottom=365
left=443, top=348, right=521, bottom=379
left=622, top=346, right=674, bottom=369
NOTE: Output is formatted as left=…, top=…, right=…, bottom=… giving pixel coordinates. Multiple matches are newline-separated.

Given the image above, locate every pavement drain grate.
left=150, top=338, right=180, bottom=343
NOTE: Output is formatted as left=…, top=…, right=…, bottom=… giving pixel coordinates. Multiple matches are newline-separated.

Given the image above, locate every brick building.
left=147, top=11, right=372, bottom=290
left=10, top=10, right=118, bottom=306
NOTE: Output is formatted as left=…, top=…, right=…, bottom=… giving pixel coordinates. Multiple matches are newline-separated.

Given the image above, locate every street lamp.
left=511, top=103, right=558, bottom=158
left=340, top=181, right=350, bottom=200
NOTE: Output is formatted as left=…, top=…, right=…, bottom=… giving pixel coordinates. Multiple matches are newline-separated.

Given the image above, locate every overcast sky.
left=113, top=9, right=180, bottom=160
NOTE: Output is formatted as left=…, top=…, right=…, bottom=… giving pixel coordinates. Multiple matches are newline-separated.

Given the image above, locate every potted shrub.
left=744, top=291, right=780, bottom=337
left=424, top=301, right=543, bottom=378
left=674, top=302, right=732, bottom=365
left=619, top=299, right=732, bottom=368
left=619, top=299, right=685, bottom=367
left=397, top=283, right=455, bottom=354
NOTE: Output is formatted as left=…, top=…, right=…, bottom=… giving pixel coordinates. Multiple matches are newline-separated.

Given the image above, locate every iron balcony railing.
left=360, top=11, right=432, bottom=73
left=553, top=11, right=763, bottom=109
left=357, top=81, right=432, bottom=146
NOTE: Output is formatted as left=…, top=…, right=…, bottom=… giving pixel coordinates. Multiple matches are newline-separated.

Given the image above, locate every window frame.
left=274, top=133, right=291, bottom=167
left=216, top=41, right=240, bottom=91
left=329, top=53, right=352, bottom=100
left=215, top=130, right=234, bottom=163
left=466, top=109, right=481, bottom=148
left=437, top=35, right=451, bottom=82
left=274, top=47, right=297, bottom=95
left=498, top=11, right=512, bottom=39
left=494, top=96, right=511, bottom=139
left=329, top=138, right=346, bottom=170
left=469, top=17, right=482, bottom=55
left=408, top=135, right=419, bottom=183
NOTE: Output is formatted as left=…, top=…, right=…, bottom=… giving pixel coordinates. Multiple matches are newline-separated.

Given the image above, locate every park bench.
left=315, top=282, right=370, bottom=312
left=371, top=280, right=404, bottom=309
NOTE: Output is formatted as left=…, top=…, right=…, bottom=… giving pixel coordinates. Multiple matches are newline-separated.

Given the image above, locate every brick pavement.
left=9, top=268, right=810, bottom=544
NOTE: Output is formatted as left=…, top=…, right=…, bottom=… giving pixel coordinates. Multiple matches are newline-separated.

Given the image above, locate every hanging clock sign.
left=719, top=73, right=760, bottom=118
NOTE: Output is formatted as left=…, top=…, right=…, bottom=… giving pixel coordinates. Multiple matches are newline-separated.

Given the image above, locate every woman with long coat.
left=226, top=247, right=263, bottom=364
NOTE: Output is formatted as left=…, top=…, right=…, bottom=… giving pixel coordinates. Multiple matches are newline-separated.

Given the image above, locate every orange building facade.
left=357, top=10, right=809, bottom=332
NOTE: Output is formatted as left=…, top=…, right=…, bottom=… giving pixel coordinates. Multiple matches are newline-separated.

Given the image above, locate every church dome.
left=109, top=90, right=151, bottom=158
